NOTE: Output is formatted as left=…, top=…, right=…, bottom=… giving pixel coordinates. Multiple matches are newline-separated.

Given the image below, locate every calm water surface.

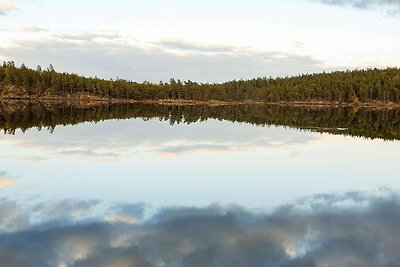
left=1, top=105, right=400, bottom=267
left=1, top=118, right=399, bottom=208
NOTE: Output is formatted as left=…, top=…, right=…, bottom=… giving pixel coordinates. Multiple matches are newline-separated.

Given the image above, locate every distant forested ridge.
left=1, top=61, right=400, bottom=103
left=1, top=101, right=400, bottom=140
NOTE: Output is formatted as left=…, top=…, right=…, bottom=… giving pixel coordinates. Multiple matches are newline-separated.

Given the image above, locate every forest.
left=1, top=61, right=400, bottom=103
left=1, top=101, right=399, bottom=140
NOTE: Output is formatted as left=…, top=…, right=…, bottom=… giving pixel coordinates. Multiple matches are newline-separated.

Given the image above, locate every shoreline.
left=0, top=96, right=400, bottom=109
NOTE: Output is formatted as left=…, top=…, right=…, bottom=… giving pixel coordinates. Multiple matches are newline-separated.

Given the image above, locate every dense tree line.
left=1, top=101, right=399, bottom=140
left=1, top=61, right=400, bottom=102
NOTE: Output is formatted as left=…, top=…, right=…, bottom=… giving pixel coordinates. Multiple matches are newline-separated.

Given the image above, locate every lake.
left=0, top=102, right=400, bottom=266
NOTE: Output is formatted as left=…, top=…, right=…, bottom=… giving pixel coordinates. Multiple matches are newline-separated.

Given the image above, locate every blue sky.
left=1, top=0, right=400, bottom=82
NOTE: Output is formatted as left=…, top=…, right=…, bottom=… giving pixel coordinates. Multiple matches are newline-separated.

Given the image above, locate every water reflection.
left=0, top=171, right=19, bottom=189
left=0, top=191, right=399, bottom=267
left=1, top=101, right=400, bottom=140
left=0, top=115, right=400, bottom=207
left=1, top=102, right=400, bottom=266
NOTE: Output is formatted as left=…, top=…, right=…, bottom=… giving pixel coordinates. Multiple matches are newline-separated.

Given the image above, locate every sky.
left=1, top=0, right=400, bottom=82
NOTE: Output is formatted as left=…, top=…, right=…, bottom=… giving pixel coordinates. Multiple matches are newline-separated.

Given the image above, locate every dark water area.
left=0, top=101, right=399, bottom=266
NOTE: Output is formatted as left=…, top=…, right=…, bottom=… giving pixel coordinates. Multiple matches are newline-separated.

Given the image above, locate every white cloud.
left=0, top=0, right=16, bottom=15
left=1, top=1, right=400, bottom=79
left=316, top=0, right=400, bottom=13
left=0, top=31, right=323, bottom=83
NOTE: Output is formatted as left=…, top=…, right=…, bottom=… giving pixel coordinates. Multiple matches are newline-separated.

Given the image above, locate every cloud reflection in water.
left=0, top=172, right=19, bottom=190
left=1, top=118, right=399, bottom=208
left=2, top=118, right=315, bottom=161
left=0, top=191, right=399, bottom=267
